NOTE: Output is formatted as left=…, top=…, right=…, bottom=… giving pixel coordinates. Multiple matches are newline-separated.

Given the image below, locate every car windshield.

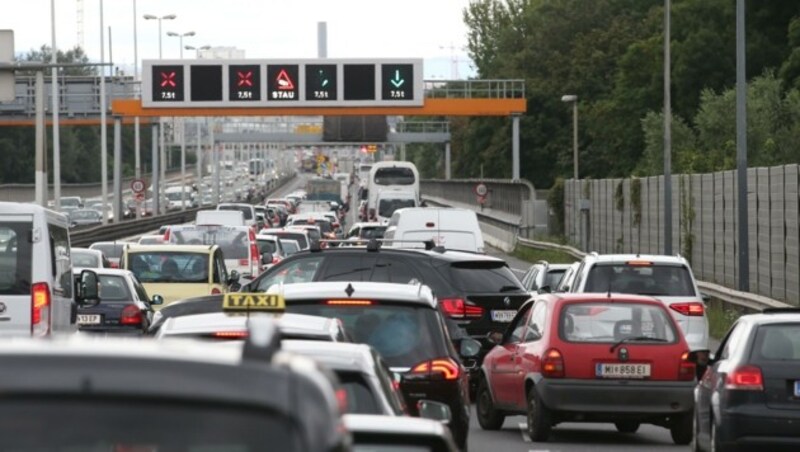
left=378, top=198, right=416, bottom=218
left=561, top=302, right=678, bottom=343
left=273, top=232, right=308, bottom=250
left=170, top=227, right=249, bottom=260
left=61, top=198, right=81, bottom=207
left=91, top=243, right=125, bottom=259
left=219, top=205, right=253, bottom=220
left=72, top=251, right=99, bottom=268
left=583, top=263, right=696, bottom=296
left=71, top=210, right=99, bottom=220
left=287, top=302, right=449, bottom=368
left=128, top=252, right=209, bottom=283
left=374, top=167, right=415, bottom=185
left=280, top=240, right=300, bottom=255
left=166, top=191, right=187, bottom=201
left=0, top=398, right=297, bottom=451
left=99, top=275, right=131, bottom=301
left=752, top=324, right=800, bottom=361
left=360, top=226, right=386, bottom=239
left=445, top=261, right=526, bottom=293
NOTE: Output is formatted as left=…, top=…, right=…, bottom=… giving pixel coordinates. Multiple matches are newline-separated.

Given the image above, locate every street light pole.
left=133, top=0, right=141, bottom=219
left=562, top=94, right=579, bottom=245
left=50, top=0, right=61, bottom=211
left=736, top=0, right=749, bottom=291
left=664, top=0, right=673, bottom=255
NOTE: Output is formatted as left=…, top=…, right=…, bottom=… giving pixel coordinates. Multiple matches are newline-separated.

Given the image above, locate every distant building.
left=197, top=47, right=245, bottom=60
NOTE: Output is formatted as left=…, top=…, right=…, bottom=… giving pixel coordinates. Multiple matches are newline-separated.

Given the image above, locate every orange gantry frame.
left=111, top=98, right=527, bottom=118
left=0, top=116, right=153, bottom=127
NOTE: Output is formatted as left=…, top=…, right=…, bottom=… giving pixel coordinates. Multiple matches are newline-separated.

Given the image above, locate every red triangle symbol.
left=275, top=69, right=295, bottom=90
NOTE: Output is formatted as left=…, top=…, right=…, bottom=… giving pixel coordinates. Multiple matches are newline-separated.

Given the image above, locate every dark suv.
left=240, top=243, right=531, bottom=387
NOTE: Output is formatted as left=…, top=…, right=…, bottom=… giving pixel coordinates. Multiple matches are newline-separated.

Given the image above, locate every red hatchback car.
left=477, top=293, right=701, bottom=444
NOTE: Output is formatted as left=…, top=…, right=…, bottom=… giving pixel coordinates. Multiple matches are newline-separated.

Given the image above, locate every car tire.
left=710, top=419, right=732, bottom=452
left=614, top=421, right=640, bottom=434
left=526, top=385, right=552, bottom=442
left=475, top=377, right=505, bottom=430
left=670, top=413, right=693, bottom=445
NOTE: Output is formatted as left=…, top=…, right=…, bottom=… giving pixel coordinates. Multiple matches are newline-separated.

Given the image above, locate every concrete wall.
left=565, top=164, right=800, bottom=305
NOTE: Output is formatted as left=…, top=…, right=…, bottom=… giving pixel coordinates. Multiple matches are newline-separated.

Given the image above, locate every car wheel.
left=709, top=420, right=731, bottom=452
left=670, top=413, right=693, bottom=445
left=526, top=385, right=552, bottom=442
left=614, top=421, right=640, bottom=434
left=475, top=377, right=504, bottom=430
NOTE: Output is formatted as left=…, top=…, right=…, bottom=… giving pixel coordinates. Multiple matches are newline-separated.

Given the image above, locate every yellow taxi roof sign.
left=223, top=293, right=286, bottom=312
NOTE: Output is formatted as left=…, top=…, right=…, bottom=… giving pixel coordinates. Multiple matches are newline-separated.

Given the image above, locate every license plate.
left=77, top=314, right=101, bottom=325
left=491, top=310, right=516, bottom=322
left=794, top=381, right=800, bottom=397
left=595, top=363, right=651, bottom=379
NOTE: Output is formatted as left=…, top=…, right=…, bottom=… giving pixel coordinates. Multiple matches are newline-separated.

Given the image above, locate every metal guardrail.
left=423, top=79, right=526, bottom=99
left=515, top=237, right=791, bottom=311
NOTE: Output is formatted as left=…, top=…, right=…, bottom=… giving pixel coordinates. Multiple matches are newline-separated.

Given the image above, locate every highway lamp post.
left=184, top=45, right=211, bottom=188
left=132, top=0, right=141, bottom=219
left=736, top=0, right=749, bottom=290
left=50, top=0, right=61, bottom=211
left=561, top=94, right=580, bottom=246
left=143, top=13, right=176, bottom=215
left=167, top=31, right=195, bottom=210
left=99, top=0, right=108, bottom=224
left=664, top=0, right=673, bottom=255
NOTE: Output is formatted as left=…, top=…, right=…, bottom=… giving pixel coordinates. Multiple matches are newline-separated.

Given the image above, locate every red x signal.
left=237, top=71, right=253, bottom=88
left=160, top=71, right=177, bottom=88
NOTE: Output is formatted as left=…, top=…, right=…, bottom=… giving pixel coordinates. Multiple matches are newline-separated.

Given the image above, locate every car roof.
left=584, top=253, right=688, bottom=265
left=72, top=247, right=102, bottom=255
left=281, top=340, right=377, bottom=374
left=268, top=282, right=436, bottom=308
left=343, top=413, right=448, bottom=437
left=160, top=312, right=340, bottom=340
left=263, top=228, right=308, bottom=235
left=351, top=222, right=384, bottom=229
left=739, top=311, right=800, bottom=326
left=256, top=234, right=279, bottom=240
left=71, top=268, right=133, bottom=277
left=124, top=244, right=217, bottom=253
left=296, top=245, right=506, bottom=263
left=0, top=201, right=62, bottom=216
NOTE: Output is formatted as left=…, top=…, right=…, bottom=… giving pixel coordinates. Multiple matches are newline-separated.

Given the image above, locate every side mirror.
left=150, top=294, right=164, bottom=306
left=228, top=270, right=240, bottom=285
left=537, top=285, right=552, bottom=294
left=261, top=252, right=273, bottom=265
left=486, top=331, right=504, bottom=346
left=686, top=349, right=712, bottom=366
left=459, top=338, right=482, bottom=358
left=417, top=400, right=452, bottom=424
left=701, top=293, right=711, bottom=303
left=76, top=270, right=100, bottom=307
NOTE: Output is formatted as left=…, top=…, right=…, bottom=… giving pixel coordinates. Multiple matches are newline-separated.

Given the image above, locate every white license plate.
left=595, top=363, right=651, bottom=379
left=794, top=381, right=800, bottom=397
left=491, top=310, right=516, bottom=322
left=77, top=314, right=101, bottom=325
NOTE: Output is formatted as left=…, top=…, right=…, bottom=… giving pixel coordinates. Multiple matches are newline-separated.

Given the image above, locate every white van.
left=164, top=186, right=194, bottom=211
left=375, top=190, right=418, bottom=224
left=383, top=207, right=485, bottom=253
left=0, top=202, right=76, bottom=336
left=196, top=210, right=245, bottom=227
left=217, top=203, right=257, bottom=229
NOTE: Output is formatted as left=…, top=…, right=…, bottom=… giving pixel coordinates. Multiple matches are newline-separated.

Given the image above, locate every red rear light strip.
left=670, top=302, right=705, bottom=316
left=410, top=358, right=460, bottom=380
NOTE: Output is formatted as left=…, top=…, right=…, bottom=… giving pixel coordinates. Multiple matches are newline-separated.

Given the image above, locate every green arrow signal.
left=390, top=70, right=405, bottom=88
left=318, top=70, right=329, bottom=88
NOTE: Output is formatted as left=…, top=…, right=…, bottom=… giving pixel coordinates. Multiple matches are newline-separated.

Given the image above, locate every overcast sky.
left=2, top=0, right=476, bottom=79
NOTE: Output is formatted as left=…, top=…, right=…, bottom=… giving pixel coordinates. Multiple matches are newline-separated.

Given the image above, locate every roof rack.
left=376, top=239, right=437, bottom=251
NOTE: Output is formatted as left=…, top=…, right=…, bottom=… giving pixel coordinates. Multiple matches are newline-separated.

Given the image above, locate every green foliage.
left=679, top=175, right=695, bottom=264
left=631, top=177, right=642, bottom=227
left=512, top=244, right=576, bottom=265
left=548, top=178, right=565, bottom=236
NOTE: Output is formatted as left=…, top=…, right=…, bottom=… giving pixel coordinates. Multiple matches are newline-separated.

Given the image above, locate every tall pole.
left=664, top=0, right=673, bottom=254
left=152, top=122, right=160, bottom=215
left=180, top=120, right=186, bottom=209
left=133, top=0, right=141, bottom=219
left=318, top=22, right=327, bottom=58
left=573, top=101, right=580, bottom=248
left=113, top=117, right=122, bottom=221
left=736, top=0, right=749, bottom=290
left=197, top=119, right=203, bottom=181
left=511, top=114, right=520, bottom=180
left=50, top=0, right=61, bottom=211
left=35, top=70, right=46, bottom=206
left=157, top=17, right=165, bottom=214
left=99, top=0, right=108, bottom=224
left=445, top=142, right=451, bottom=180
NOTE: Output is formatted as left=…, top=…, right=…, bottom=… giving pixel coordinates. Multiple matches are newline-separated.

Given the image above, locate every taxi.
left=154, top=292, right=350, bottom=342
left=121, top=244, right=239, bottom=307
left=0, top=318, right=351, bottom=451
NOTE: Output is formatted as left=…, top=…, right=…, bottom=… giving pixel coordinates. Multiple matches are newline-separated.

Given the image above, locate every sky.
left=1, top=0, right=476, bottom=79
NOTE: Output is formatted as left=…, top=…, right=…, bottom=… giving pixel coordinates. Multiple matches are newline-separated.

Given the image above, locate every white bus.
left=366, top=161, right=420, bottom=221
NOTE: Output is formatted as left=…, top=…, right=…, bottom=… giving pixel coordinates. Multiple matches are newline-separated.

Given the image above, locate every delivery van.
left=383, top=207, right=485, bottom=253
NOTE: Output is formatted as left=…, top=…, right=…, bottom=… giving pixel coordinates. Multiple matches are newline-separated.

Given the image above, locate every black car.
left=73, top=268, right=162, bottom=334
left=693, top=308, right=800, bottom=451
left=239, top=242, right=531, bottom=389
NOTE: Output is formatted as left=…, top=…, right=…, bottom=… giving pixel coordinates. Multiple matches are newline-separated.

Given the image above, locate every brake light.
left=120, top=305, right=143, bottom=326
left=670, top=302, right=705, bottom=316
left=31, top=282, right=51, bottom=331
left=626, top=260, right=653, bottom=267
left=725, top=365, right=764, bottom=391
left=163, top=227, right=170, bottom=241
left=110, top=262, right=119, bottom=269
left=239, top=259, right=250, bottom=265
left=440, top=298, right=483, bottom=319
left=211, top=288, right=221, bottom=295
left=212, top=331, right=248, bottom=338
left=678, top=351, right=696, bottom=381
left=542, top=348, right=565, bottom=378
left=326, top=300, right=373, bottom=306
left=335, top=388, right=348, bottom=414
left=410, top=358, right=460, bottom=380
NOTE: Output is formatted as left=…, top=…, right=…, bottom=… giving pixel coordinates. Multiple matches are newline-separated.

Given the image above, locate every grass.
left=706, top=300, right=747, bottom=339
left=512, top=244, right=577, bottom=264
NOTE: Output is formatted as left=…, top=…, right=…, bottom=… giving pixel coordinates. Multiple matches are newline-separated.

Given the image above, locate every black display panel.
left=305, top=64, right=337, bottom=101
left=381, top=64, right=414, bottom=100
left=267, top=65, right=299, bottom=101
left=343, top=64, right=375, bottom=101
left=229, top=64, right=261, bottom=101
left=152, top=65, right=184, bottom=102
left=190, top=65, right=223, bottom=101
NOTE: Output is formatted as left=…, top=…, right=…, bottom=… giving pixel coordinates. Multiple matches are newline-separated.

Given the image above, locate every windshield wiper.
left=609, top=336, right=668, bottom=353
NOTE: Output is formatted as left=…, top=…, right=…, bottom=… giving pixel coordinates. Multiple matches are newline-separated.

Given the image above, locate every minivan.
left=383, top=207, right=485, bottom=253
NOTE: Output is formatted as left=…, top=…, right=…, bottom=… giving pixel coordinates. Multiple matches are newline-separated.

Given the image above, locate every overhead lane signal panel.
left=267, top=64, right=299, bottom=101
left=229, top=64, right=261, bottom=101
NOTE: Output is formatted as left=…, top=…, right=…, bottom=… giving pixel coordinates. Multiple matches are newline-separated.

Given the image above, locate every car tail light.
left=211, top=288, right=221, bottom=294
left=678, top=351, right=696, bottom=381
left=213, top=331, right=248, bottom=339
left=440, top=298, right=483, bottom=319
left=725, top=365, right=764, bottom=391
left=326, top=300, right=373, bottom=306
left=272, top=256, right=281, bottom=264
left=670, top=302, right=705, bottom=316
left=120, top=305, right=143, bottom=326
left=163, top=227, right=171, bottom=241
left=626, top=260, right=653, bottom=267
left=31, top=282, right=51, bottom=333
left=410, top=358, right=460, bottom=380
left=335, top=388, right=348, bottom=414
left=110, top=262, right=119, bottom=269
left=542, top=348, right=565, bottom=378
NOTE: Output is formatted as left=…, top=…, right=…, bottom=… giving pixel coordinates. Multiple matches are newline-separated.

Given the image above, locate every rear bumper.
left=537, top=378, right=694, bottom=416
left=717, top=406, right=800, bottom=447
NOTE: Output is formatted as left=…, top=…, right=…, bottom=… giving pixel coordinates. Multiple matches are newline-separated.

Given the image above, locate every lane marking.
left=519, top=422, right=531, bottom=443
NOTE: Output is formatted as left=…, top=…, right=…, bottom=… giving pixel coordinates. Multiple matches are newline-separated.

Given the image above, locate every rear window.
left=374, top=167, right=415, bottom=186
left=544, top=269, right=566, bottom=290
left=445, top=262, right=525, bottom=293
left=288, top=302, right=449, bottom=368
left=280, top=240, right=300, bottom=255
left=360, top=226, right=386, bottom=239
left=583, top=263, right=696, bottom=296
left=561, top=302, right=678, bottom=343
left=0, top=222, right=32, bottom=295
left=91, top=243, right=125, bottom=259
left=99, top=275, right=132, bottom=301
left=170, top=227, right=249, bottom=260
left=274, top=232, right=308, bottom=250
left=258, top=239, right=278, bottom=255
left=128, top=252, right=209, bottom=283
left=378, top=198, right=416, bottom=218
left=72, top=251, right=99, bottom=268
left=219, top=205, right=253, bottom=220
left=752, top=324, right=800, bottom=361
left=0, top=398, right=297, bottom=451
left=337, top=371, right=381, bottom=415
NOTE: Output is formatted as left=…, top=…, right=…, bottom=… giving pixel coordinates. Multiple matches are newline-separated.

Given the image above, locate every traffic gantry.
left=143, top=58, right=425, bottom=108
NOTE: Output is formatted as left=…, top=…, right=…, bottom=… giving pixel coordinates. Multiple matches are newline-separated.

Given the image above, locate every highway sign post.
left=131, top=179, right=146, bottom=194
